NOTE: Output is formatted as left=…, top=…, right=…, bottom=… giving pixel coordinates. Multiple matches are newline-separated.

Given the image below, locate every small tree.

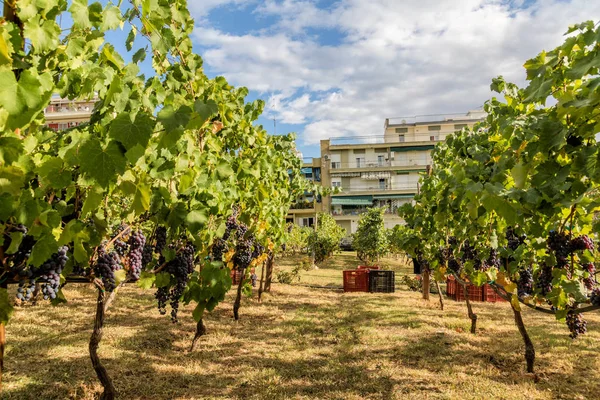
left=307, top=213, right=345, bottom=264
left=353, top=208, right=389, bottom=264
left=284, top=223, right=311, bottom=255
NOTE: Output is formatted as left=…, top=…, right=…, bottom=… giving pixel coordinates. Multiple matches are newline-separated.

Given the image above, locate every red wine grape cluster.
left=155, top=241, right=196, bottom=323
left=535, top=263, right=553, bottom=295
left=517, top=267, right=533, bottom=297
left=566, top=310, right=587, bottom=339
left=94, top=249, right=123, bottom=292
left=16, top=246, right=69, bottom=302
left=590, top=288, right=600, bottom=306
left=583, top=263, right=596, bottom=291
left=155, top=226, right=167, bottom=254
left=127, top=230, right=146, bottom=281
left=113, top=225, right=131, bottom=256
left=506, top=227, right=526, bottom=251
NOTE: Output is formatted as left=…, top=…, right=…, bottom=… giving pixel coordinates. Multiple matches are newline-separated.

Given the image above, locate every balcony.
left=337, top=184, right=417, bottom=193
left=331, top=207, right=401, bottom=217
left=331, top=160, right=392, bottom=169
left=290, top=201, right=315, bottom=210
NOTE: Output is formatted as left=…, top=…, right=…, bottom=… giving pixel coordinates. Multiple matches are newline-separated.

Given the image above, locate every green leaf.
left=215, top=161, right=234, bottom=179
left=0, top=69, right=51, bottom=129
left=192, top=302, right=206, bottom=322
left=132, top=181, right=151, bottom=214
left=114, top=269, right=127, bottom=286
left=0, top=288, right=14, bottom=324
left=82, top=187, right=105, bottom=217
left=108, top=112, right=154, bottom=150
left=69, top=0, right=91, bottom=29
left=188, top=99, right=218, bottom=129
left=137, top=272, right=156, bottom=289
left=132, top=47, right=146, bottom=63
left=155, top=272, right=171, bottom=288
left=186, top=209, right=208, bottom=232
left=158, top=105, right=192, bottom=133
left=23, top=16, right=60, bottom=52
left=101, top=4, right=122, bottom=31
left=561, top=280, right=587, bottom=303
left=79, top=138, right=119, bottom=188
left=0, top=33, right=12, bottom=66
left=39, top=210, right=61, bottom=228
left=29, top=233, right=58, bottom=267
left=37, top=158, right=72, bottom=189
left=0, top=137, right=24, bottom=165
left=511, top=162, right=527, bottom=189
left=5, top=231, right=23, bottom=254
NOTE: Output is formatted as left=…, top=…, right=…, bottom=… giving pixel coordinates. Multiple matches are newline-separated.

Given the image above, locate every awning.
left=331, top=172, right=361, bottom=178
left=331, top=196, right=373, bottom=206
left=373, top=194, right=415, bottom=200
left=390, top=145, right=435, bottom=152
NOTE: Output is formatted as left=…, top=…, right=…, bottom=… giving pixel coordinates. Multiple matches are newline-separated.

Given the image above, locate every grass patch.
left=2, top=254, right=600, bottom=399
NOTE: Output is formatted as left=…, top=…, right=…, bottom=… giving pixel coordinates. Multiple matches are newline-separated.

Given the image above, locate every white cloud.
left=191, top=0, right=600, bottom=146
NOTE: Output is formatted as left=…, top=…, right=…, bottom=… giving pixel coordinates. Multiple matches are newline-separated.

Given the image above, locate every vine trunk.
left=512, top=305, right=535, bottom=373
left=462, top=283, right=477, bottom=334
left=89, top=289, right=117, bottom=400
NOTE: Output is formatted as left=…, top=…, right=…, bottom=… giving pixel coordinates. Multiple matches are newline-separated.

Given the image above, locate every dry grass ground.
left=2, top=253, right=600, bottom=399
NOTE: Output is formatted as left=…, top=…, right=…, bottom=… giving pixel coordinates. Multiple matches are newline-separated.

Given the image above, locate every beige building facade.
left=288, top=111, right=486, bottom=234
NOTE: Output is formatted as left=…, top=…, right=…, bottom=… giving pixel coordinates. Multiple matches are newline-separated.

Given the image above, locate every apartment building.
left=316, top=110, right=486, bottom=234
left=286, top=157, right=324, bottom=228
left=44, top=96, right=97, bottom=130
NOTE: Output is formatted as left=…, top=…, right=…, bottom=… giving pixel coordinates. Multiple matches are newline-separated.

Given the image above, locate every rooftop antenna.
left=273, top=117, right=277, bottom=135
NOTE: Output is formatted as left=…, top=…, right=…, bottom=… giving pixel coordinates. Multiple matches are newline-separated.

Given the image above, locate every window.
left=395, top=127, right=408, bottom=133
left=398, top=134, right=405, bottom=142
left=332, top=181, right=342, bottom=188
left=454, top=123, right=467, bottom=130
left=356, top=158, right=365, bottom=168
left=379, top=179, right=386, bottom=190
left=428, top=125, right=441, bottom=131
left=301, top=217, right=314, bottom=227
left=430, top=135, right=438, bottom=141
left=353, top=149, right=365, bottom=154
left=331, top=161, right=341, bottom=169
left=377, top=155, right=385, bottom=166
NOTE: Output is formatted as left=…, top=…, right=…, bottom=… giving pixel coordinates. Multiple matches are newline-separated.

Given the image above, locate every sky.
left=98, top=1, right=599, bottom=158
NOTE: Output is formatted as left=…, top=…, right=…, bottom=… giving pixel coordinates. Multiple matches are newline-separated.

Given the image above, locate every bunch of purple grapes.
left=112, top=225, right=131, bottom=256
left=517, top=267, right=533, bottom=297
left=233, top=239, right=254, bottom=271
left=155, top=242, right=196, bottom=322
left=506, top=227, right=526, bottom=251
left=566, top=311, right=587, bottom=339
left=211, top=238, right=228, bottom=261
left=94, top=250, right=123, bottom=292
left=535, top=263, right=553, bottom=295
left=583, top=263, right=596, bottom=291
left=154, top=226, right=167, bottom=254
left=485, top=248, right=501, bottom=270
left=570, top=235, right=594, bottom=252
left=590, top=288, right=600, bottom=306
left=127, top=230, right=146, bottom=281
left=547, top=231, right=570, bottom=267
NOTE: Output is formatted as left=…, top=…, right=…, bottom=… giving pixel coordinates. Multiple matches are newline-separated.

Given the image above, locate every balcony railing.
left=290, top=201, right=316, bottom=210
left=330, top=159, right=430, bottom=169
left=330, top=160, right=392, bottom=169
left=337, top=184, right=417, bottom=193
left=331, top=207, right=403, bottom=216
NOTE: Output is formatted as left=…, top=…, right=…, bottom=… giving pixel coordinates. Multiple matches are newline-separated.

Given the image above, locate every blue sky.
left=100, top=1, right=600, bottom=158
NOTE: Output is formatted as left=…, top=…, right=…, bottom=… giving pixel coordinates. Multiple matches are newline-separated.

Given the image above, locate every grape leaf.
left=79, top=138, right=119, bottom=188
left=101, top=4, right=122, bottom=31
left=24, top=16, right=60, bottom=52
left=108, top=112, right=154, bottom=150
left=69, top=0, right=91, bottom=29
left=29, top=233, right=58, bottom=267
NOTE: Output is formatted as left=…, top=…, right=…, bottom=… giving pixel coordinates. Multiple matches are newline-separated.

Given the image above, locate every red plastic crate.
left=446, top=276, right=456, bottom=298
left=454, top=283, right=483, bottom=302
left=482, top=284, right=508, bottom=302
left=230, top=269, right=244, bottom=285
left=343, top=270, right=369, bottom=292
